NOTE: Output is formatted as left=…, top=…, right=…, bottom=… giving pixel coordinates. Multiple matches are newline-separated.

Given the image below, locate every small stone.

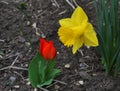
left=34, top=88, right=37, bottom=91
left=86, top=46, right=90, bottom=49
left=14, top=85, right=20, bottom=88
left=75, top=82, right=80, bottom=86
left=32, top=22, right=37, bottom=28
left=79, top=63, right=89, bottom=70
left=64, top=64, right=70, bottom=68
left=57, top=52, right=59, bottom=54
left=55, top=85, right=60, bottom=90
left=25, top=42, right=31, bottom=46
left=92, top=73, right=97, bottom=76
left=9, top=76, right=16, bottom=84
left=0, top=55, right=3, bottom=58
left=27, top=21, right=30, bottom=26
left=79, top=80, right=84, bottom=85
left=18, top=36, right=26, bottom=43
left=79, top=71, right=91, bottom=80
left=26, top=81, right=30, bottom=85
left=25, top=64, right=28, bottom=67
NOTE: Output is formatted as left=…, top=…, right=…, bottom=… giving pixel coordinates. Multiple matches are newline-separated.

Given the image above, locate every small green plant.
left=28, top=38, right=60, bottom=87
left=94, top=0, right=120, bottom=76
left=15, top=2, right=29, bottom=18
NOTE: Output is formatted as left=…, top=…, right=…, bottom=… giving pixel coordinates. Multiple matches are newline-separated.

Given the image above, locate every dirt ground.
left=0, top=0, right=120, bottom=91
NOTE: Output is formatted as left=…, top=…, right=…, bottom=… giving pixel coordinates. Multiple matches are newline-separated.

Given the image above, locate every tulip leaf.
left=49, top=69, right=60, bottom=78
left=28, top=52, right=41, bottom=87
left=38, top=56, right=47, bottom=83
left=37, top=69, right=60, bottom=87
left=45, top=60, right=55, bottom=75
left=46, top=69, right=60, bottom=81
left=37, top=79, right=53, bottom=87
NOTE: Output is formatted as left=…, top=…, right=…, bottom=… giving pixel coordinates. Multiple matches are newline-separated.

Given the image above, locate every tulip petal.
left=58, top=27, right=75, bottom=47
left=71, top=6, right=88, bottom=25
left=72, top=37, right=83, bottom=54
left=42, top=42, right=56, bottom=60
left=59, top=18, right=75, bottom=27
left=40, top=38, right=47, bottom=54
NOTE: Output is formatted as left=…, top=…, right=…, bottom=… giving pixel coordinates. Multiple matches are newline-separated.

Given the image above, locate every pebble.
left=14, top=85, right=20, bottom=88
left=64, top=64, right=70, bottom=68
left=57, top=52, right=59, bottom=54
left=25, top=42, right=31, bottom=46
left=27, top=21, right=30, bottom=26
left=26, top=81, right=30, bottom=85
left=0, top=55, right=3, bottom=58
left=79, top=80, right=84, bottom=85
left=18, top=36, right=26, bottom=43
left=55, top=85, right=60, bottom=90
left=32, top=22, right=37, bottom=28
left=9, top=76, right=16, bottom=84
left=92, top=73, right=97, bottom=76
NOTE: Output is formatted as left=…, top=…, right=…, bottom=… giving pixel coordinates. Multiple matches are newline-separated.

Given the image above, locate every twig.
left=0, top=66, right=28, bottom=71
left=38, top=10, right=47, bottom=17
left=11, top=55, right=19, bottom=66
left=1, top=1, right=9, bottom=4
left=38, top=87, right=49, bottom=91
left=46, top=81, right=57, bottom=88
left=46, top=80, right=67, bottom=89
left=78, top=49, right=84, bottom=56
left=0, top=52, right=19, bottom=60
left=72, top=0, right=79, bottom=7
left=52, top=0, right=60, bottom=8
left=0, top=39, right=5, bottom=42
left=14, top=71, right=25, bottom=81
left=58, top=10, right=67, bottom=15
left=54, top=80, right=67, bottom=85
left=86, top=1, right=94, bottom=6
left=65, top=0, right=75, bottom=9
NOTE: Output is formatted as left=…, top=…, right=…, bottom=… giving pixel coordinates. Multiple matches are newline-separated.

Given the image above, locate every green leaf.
left=114, top=51, right=120, bottom=76
left=45, top=60, right=60, bottom=80
left=37, top=69, right=60, bottom=87
left=28, top=52, right=41, bottom=87
left=49, top=69, right=60, bottom=79
left=45, top=60, right=55, bottom=75
left=38, top=56, right=47, bottom=83
left=37, top=79, right=53, bottom=87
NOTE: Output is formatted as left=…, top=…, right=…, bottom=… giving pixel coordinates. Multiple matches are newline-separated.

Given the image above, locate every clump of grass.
left=94, top=0, right=120, bottom=76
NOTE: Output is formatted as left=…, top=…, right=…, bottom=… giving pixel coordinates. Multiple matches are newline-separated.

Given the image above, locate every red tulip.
left=39, top=38, right=56, bottom=60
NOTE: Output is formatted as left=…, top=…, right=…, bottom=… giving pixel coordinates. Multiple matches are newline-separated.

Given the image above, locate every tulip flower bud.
left=39, top=38, right=56, bottom=60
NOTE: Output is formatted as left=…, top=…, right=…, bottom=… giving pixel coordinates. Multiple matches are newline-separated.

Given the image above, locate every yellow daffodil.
left=58, top=6, right=98, bottom=54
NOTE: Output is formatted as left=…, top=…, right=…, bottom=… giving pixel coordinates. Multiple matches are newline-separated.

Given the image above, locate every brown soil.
left=0, top=0, right=120, bottom=91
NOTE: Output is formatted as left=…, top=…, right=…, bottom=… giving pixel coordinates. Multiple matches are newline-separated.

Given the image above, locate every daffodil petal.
left=71, top=6, right=88, bottom=25
left=84, top=24, right=98, bottom=46
left=72, top=37, right=84, bottom=54
left=59, top=18, right=75, bottom=27
left=58, top=27, right=75, bottom=47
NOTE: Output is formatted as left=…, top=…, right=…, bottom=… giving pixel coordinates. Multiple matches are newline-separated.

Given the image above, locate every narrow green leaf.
left=38, top=55, right=47, bottom=83
left=45, top=60, right=55, bottom=75
left=37, top=79, right=53, bottom=87
left=49, top=69, right=60, bottom=78
left=114, top=51, right=120, bottom=76
left=28, top=52, right=41, bottom=87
